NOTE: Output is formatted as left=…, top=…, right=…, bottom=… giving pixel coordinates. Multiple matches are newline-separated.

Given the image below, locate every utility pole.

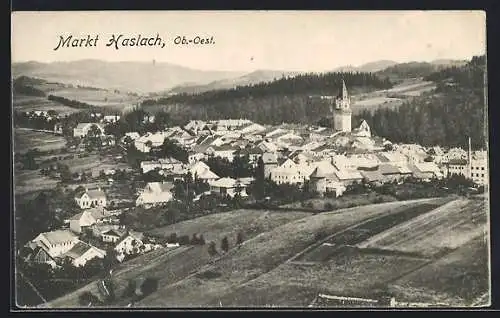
left=468, top=136, right=472, bottom=180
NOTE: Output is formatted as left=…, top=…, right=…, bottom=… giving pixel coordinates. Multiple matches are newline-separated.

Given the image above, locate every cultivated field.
left=136, top=198, right=446, bottom=307
left=281, top=192, right=397, bottom=211
left=215, top=252, right=430, bottom=307
left=388, top=235, right=490, bottom=306
left=45, top=196, right=489, bottom=308
left=14, top=170, right=60, bottom=195
left=350, top=79, right=436, bottom=114
left=149, top=209, right=313, bottom=243
left=14, top=129, right=66, bottom=154
left=13, top=95, right=82, bottom=116
left=45, top=210, right=312, bottom=308
left=385, top=80, right=436, bottom=96
left=357, top=198, right=488, bottom=257
left=53, top=88, right=141, bottom=113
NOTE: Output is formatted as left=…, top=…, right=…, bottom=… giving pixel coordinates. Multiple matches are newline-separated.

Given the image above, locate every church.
left=330, top=80, right=352, bottom=133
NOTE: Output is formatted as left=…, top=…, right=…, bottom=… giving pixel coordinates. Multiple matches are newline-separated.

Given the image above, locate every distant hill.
left=333, top=60, right=398, bottom=73
left=168, top=70, right=300, bottom=95
left=375, top=59, right=468, bottom=82
left=11, top=59, right=245, bottom=94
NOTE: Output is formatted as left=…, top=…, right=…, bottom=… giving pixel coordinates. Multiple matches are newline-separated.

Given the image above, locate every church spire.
left=342, top=79, right=348, bottom=99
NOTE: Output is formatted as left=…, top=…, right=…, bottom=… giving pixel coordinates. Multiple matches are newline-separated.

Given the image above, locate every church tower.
left=333, top=80, right=352, bottom=132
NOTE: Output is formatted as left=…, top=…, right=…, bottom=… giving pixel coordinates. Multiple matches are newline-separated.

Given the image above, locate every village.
left=14, top=80, right=488, bottom=305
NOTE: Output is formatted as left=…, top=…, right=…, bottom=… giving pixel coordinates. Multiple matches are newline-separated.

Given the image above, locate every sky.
left=11, top=11, right=486, bottom=72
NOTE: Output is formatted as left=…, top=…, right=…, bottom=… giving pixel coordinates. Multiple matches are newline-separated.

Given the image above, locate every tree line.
left=353, top=55, right=486, bottom=149
left=139, top=72, right=393, bottom=125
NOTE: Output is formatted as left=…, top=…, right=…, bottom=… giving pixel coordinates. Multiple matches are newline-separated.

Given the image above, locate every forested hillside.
left=353, top=55, right=486, bottom=149
left=141, top=72, right=393, bottom=124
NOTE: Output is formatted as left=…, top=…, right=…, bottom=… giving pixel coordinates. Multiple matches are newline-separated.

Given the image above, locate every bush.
left=221, top=236, right=229, bottom=253
left=140, top=277, right=159, bottom=297
left=122, top=279, right=137, bottom=298
left=324, top=202, right=334, bottom=211
left=314, top=230, right=329, bottom=241
left=236, top=231, right=244, bottom=246
left=178, top=235, right=190, bottom=245
left=167, top=233, right=178, bottom=243
left=78, top=291, right=100, bottom=307
left=195, top=270, right=222, bottom=280
left=208, top=241, right=218, bottom=256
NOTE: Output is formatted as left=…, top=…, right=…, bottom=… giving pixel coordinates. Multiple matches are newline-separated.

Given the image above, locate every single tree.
left=221, top=236, right=229, bottom=253
left=236, top=231, right=244, bottom=246
left=208, top=241, right=218, bottom=256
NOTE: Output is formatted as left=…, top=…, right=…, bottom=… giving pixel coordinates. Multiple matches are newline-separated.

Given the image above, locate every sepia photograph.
left=11, top=11, right=489, bottom=309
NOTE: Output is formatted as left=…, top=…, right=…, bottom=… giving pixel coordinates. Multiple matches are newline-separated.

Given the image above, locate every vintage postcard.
left=11, top=11, right=489, bottom=309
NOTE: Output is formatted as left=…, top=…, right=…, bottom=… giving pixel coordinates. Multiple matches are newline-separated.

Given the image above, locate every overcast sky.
left=11, top=11, right=486, bottom=72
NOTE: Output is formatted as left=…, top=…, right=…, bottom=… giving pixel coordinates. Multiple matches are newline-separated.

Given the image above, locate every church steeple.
left=335, top=79, right=351, bottom=111
left=333, top=79, right=352, bottom=133
left=341, top=79, right=348, bottom=99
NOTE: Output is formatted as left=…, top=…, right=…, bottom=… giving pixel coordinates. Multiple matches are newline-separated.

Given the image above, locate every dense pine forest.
left=353, top=55, right=486, bottom=149
left=140, top=72, right=393, bottom=124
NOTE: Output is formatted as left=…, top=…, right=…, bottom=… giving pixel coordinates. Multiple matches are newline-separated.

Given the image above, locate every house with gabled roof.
left=309, top=165, right=346, bottom=197
left=30, top=230, right=79, bottom=262
left=60, top=241, right=106, bottom=267
left=75, top=188, right=107, bottom=209
left=205, top=144, right=239, bottom=162
left=209, top=177, right=248, bottom=198
left=136, top=182, right=175, bottom=207
left=114, top=232, right=144, bottom=256
left=69, top=210, right=97, bottom=234
left=101, top=228, right=126, bottom=243
left=188, top=161, right=220, bottom=182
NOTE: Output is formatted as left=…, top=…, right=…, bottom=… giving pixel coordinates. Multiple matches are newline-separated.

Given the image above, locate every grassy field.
left=213, top=252, right=430, bottom=307
left=14, top=170, right=60, bottom=195
left=53, top=88, right=141, bottom=113
left=385, top=80, right=436, bottom=96
left=13, top=95, right=82, bottom=116
left=349, top=79, right=436, bottom=114
left=44, top=196, right=487, bottom=308
left=136, top=198, right=445, bottom=307
left=388, top=235, right=490, bottom=306
left=14, top=129, right=66, bottom=153
left=357, top=198, right=488, bottom=257
left=45, top=246, right=189, bottom=308
left=149, top=210, right=313, bottom=244
left=281, top=192, right=397, bottom=211
left=45, top=210, right=312, bottom=308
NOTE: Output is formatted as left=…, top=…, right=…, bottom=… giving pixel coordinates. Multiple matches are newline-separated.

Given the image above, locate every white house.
left=101, top=229, right=126, bottom=243
left=69, top=210, right=97, bottom=234
left=31, top=230, right=79, bottom=259
left=68, top=207, right=119, bottom=233
left=187, top=161, right=220, bottom=182
left=102, top=115, right=121, bottom=123
left=61, top=241, right=106, bottom=267
left=136, top=182, right=175, bottom=206
left=209, top=177, right=248, bottom=198
left=75, top=188, right=107, bottom=209
left=309, top=166, right=347, bottom=197
left=140, top=157, right=185, bottom=174
left=73, top=123, right=105, bottom=138
left=270, top=158, right=316, bottom=186
left=114, top=233, right=144, bottom=256
left=134, top=131, right=167, bottom=152
left=238, top=122, right=266, bottom=135
left=205, top=145, right=239, bottom=162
